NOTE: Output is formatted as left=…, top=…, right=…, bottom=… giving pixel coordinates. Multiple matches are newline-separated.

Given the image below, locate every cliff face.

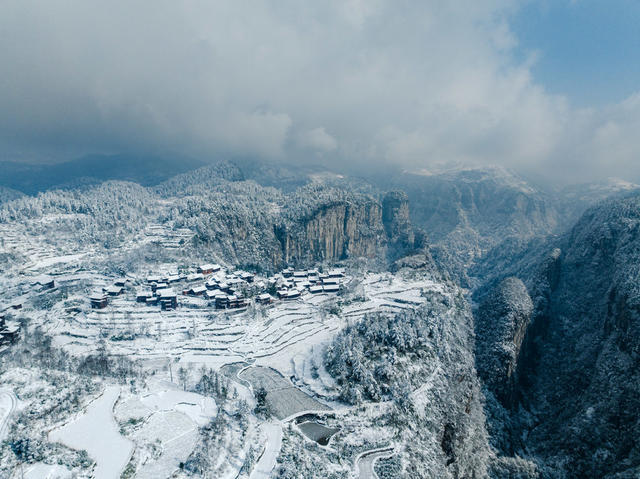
left=475, top=277, right=533, bottom=408
left=480, top=194, right=640, bottom=478
left=273, top=190, right=427, bottom=268
left=388, top=167, right=561, bottom=287
left=275, top=199, right=384, bottom=266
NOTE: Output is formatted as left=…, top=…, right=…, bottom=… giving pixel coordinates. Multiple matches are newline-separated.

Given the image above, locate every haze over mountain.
left=1, top=1, right=640, bottom=184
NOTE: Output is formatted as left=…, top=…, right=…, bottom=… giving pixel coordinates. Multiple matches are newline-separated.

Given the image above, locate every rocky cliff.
left=480, top=193, right=640, bottom=478
left=275, top=198, right=384, bottom=266
left=386, top=166, right=561, bottom=287
left=475, top=277, right=533, bottom=408
left=274, top=189, right=426, bottom=268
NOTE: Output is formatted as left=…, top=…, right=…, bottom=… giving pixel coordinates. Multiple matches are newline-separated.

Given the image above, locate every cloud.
left=0, top=0, right=638, bottom=183
left=298, top=128, right=338, bottom=152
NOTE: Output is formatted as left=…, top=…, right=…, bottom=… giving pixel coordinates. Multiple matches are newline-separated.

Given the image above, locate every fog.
left=1, top=0, right=639, bottom=184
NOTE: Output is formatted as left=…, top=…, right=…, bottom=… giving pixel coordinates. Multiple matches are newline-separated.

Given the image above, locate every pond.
left=297, top=421, right=340, bottom=446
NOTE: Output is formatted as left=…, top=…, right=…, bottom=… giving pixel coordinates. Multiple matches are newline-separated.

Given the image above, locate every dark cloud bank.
left=1, top=0, right=639, bottom=186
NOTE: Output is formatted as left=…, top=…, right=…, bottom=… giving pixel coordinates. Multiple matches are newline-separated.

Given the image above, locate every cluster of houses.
left=88, top=263, right=346, bottom=313
left=275, top=268, right=345, bottom=299
left=90, top=278, right=128, bottom=309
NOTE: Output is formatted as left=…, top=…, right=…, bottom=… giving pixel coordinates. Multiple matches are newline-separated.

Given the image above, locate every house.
left=198, top=264, right=221, bottom=275
left=309, top=285, right=323, bottom=294
left=136, top=290, right=153, bottom=303
left=158, top=288, right=178, bottom=310
left=0, top=322, right=20, bottom=345
left=285, top=289, right=302, bottom=300
left=146, top=275, right=161, bottom=284
left=152, top=282, right=169, bottom=293
left=105, top=285, right=123, bottom=296
left=167, top=274, right=181, bottom=283
left=188, top=285, right=207, bottom=296
left=323, top=284, right=340, bottom=293
left=215, top=294, right=229, bottom=309
left=33, top=275, right=55, bottom=289
left=227, top=295, right=247, bottom=309
left=114, top=278, right=127, bottom=287
left=205, top=289, right=219, bottom=300
left=282, top=268, right=294, bottom=278
left=256, top=293, right=273, bottom=305
left=293, top=271, right=307, bottom=279
left=187, top=273, right=204, bottom=282
left=205, top=279, right=218, bottom=290
left=277, top=289, right=289, bottom=300
left=240, top=272, right=255, bottom=283
left=328, top=269, right=345, bottom=278
left=322, top=277, right=340, bottom=285
left=90, top=292, right=108, bottom=309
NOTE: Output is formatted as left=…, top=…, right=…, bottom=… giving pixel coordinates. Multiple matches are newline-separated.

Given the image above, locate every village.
left=0, top=247, right=440, bottom=478
left=88, top=263, right=346, bottom=312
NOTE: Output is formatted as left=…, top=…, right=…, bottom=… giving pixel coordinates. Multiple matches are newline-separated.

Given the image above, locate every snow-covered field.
left=49, top=386, right=133, bottom=479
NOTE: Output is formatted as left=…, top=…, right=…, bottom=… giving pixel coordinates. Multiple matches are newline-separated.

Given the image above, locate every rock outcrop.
left=475, top=277, right=533, bottom=407
left=275, top=198, right=384, bottom=266
left=481, top=193, right=640, bottom=478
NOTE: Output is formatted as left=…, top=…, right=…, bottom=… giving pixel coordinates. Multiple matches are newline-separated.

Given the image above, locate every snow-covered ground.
left=115, top=379, right=218, bottom=478
left=250, top=421, right=283, bottom=479
left=1, top=233, right=444, bottom=478
left=49, top=386, right=133, bottom=479
left=22, top=463, right=73, bottom=479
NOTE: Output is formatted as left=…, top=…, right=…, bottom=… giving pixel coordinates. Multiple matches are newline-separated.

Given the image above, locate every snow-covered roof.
left=32, top=274, right=54, bottom=285
left=199, top=263, right=221, bottom=271
left=157, top=288, right=176, bottom=298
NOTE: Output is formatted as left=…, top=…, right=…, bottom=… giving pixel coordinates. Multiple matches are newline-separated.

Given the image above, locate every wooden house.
left=256, top=293, right=273, bottom=305
left=198, top=264, right=221, bottom=275
left=106, top=285, right=123, bottom=296
left=158, top=289, right=178, bottom=310
left=215, top=294, right=229, bottom=309
left=188, top=285, right=207, bottom=296
left=136, top=290, right=153, bottom=303
left=240, top=272, right=255, bottom=283
left=323, top=284, right=340, bottom=293
left=90, top=292, right=108, bottom=309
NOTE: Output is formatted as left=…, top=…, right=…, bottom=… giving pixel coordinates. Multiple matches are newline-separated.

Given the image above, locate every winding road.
left=356, top=446, right=394, bottom=479
left=0, top=389, right=18, bottom=442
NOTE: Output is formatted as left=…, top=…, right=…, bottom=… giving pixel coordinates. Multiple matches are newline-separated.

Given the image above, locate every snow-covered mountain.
left=1, top=161, right=638, bottom=478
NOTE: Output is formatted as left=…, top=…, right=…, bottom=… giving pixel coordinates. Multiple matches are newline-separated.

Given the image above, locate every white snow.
left=139, top=388, right=217, bottom=427
left=22, top=463, right=72, bottom=479
left=49, top=386, right=133, bottom=479
left=250, top=421, right=283, bottom=479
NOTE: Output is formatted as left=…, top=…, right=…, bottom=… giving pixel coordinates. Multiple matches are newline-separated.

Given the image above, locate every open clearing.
left=49, top=386, right=133, bottom=479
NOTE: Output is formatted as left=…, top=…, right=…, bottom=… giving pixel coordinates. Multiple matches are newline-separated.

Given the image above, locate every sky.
left=0, top=0, right=639, bottom=184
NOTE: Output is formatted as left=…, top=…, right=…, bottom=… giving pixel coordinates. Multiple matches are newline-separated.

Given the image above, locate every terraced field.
left=25, top=272, right=438, bottom=384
